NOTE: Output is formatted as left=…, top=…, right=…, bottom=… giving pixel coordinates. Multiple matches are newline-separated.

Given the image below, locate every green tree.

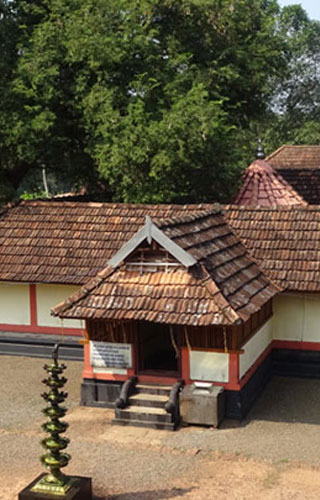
left=0, top=1, right=51, bottom=201
left=0, top=0, right=296, bottom=202
left=257, top=5, right=320, bottom=153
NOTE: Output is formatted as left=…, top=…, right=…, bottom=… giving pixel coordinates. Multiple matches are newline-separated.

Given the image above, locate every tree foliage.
left=260, top=5, right=320, bottom=152
left=0, top=0, right=318, bottom=203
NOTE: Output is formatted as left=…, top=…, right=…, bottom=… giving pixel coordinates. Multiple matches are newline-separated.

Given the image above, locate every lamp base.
left=18, top=474, right=92, bottom=499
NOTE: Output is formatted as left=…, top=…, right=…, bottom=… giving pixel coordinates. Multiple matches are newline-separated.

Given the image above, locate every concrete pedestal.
left=18, top=474, right=92, bottom=500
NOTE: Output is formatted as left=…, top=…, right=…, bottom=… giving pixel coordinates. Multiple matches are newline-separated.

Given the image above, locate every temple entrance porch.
left=137, top=321, right=180, bottom=378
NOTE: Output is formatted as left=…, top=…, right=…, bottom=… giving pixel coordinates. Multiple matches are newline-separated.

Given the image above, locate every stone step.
left=111, top=418, right=176, bottom=431
left=129, top=393, right=168, bottom=408
left=136, top=383, right=171, bottom=396
left=115, top=405, right=173, bottom=423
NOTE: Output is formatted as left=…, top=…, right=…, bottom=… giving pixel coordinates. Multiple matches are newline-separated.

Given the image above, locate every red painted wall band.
left=273, top=339, right=320, bottom=351
left=239, top=343, right=272, bottom=389
left=0, top=323, right=84, bottom=337
left=228, top=353, right=239, bottom=386
left=82, top=338, right=320, bottom=390
left=0, top=283, right=84, bottom=337
left=181, top=346, right=191, bottom=384
left=29, top=284, right=37, bottom=327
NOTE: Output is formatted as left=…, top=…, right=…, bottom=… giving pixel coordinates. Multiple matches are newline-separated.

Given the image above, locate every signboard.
left=90, top=341, right=132, bottom=369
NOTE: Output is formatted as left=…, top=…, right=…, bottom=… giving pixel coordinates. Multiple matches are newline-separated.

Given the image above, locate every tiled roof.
left=225, top=205, right=320, bottom=292
left=267, top=146, right=320, bottom=204
left=233, top=159, right=306, bottom=206
left=267, top=145, right=320, bottom=169
left=0, top=201, right=212, bottom=285
left=52, top=208, right=277, bottom=326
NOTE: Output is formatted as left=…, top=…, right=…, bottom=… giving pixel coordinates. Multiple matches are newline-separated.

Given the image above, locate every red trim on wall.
left=82, top=342, right=94, bottom=379
left=239, top=343, right=272, bottom=388
left=29, top=284, right=37, bottom=327
left=181, top=347, right=190, bottom=383
left=273, top=340, right=320, bottom=351
left=83, top=370, right=129, bottom=382
left=238, top=339, right=320, bottom=389
left=0, top=283, right=84, bottom=337
left=82, top=337, right=320, bottom=389
left=0, top=324, right=84, bottom=337
left=127, top=342, right=135, bottom=377
left=195, top=380, right=240, bottom=391
left=229, top=353, right=239, bottom=386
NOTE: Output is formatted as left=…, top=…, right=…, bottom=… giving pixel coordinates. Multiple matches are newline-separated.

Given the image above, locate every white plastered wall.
left=239, top=317, right=273, bottom=379
left=190, top=351, right=229, bottom=383
left=36, top=284, right=84, bottom=329
left=239, top=294, right=320, bottom=379
left=273, top=294, right=320, bottom=342
left=0, top=283, right=30, bottom=325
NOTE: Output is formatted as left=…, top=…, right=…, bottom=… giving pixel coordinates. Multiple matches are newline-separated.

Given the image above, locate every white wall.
left=239, top=317, right=273, bottom=379
left=190, top=351, right=229, bottom=383
left=273, top=294, right=320, bottom=343
left=304, top=298, right=320, bottom=341
left=92, top=367, right=128, bottom=375
left=0, top=283, right=30, bottom=325
left=36, top=284, right=84, bottom=329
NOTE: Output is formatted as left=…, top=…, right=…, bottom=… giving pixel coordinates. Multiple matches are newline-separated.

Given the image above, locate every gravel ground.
left=2, top=355, right=320, bottom=499
left=0, top=354, right=83, bottom=431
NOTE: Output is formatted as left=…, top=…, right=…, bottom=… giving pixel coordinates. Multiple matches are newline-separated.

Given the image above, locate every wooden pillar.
left=181, top=346, right=190, bottom=383
left=229, top=353, right=240, bottom=387
left=82, top=340, right=94, bottom=379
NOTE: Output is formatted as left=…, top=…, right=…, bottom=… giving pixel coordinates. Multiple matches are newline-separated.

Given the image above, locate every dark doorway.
left=138, top=321, right=179, bottom=376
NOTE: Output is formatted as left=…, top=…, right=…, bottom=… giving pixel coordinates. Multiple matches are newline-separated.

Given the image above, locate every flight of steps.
left=112, top=383, right=177, bottom=430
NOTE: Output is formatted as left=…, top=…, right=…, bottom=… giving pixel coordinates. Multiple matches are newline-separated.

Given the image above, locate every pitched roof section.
left=0, top=200, right=212, bottom=285
left=225, top=205, right=320, bottom=292
left=52, top=208, right=277, bottom=326
left=267, top=145, right=320, bottom=204
left=233, top=159, right=306, bottom=206
left=267, top=145, right=320, bottom=170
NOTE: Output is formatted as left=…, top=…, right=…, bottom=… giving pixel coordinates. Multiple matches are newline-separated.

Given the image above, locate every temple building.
left=52, top=206, right=277, bottom=427
left=2, top=145, right=320, bottom=428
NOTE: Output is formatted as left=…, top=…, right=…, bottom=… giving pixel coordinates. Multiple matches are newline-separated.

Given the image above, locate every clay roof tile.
left=234, top=159, right=306, bottom=207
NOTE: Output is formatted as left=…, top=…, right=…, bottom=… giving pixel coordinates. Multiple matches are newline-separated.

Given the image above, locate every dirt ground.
left=1, top=356, right=320, bottom=499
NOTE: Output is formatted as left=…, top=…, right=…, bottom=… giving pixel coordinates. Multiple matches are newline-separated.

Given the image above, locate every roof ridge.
left=224, top=204, right=320, bottom=211
left=19, top=200, right=215, bottom=210
left=265, top=145, right=286, bottom=161
left=155, top=204, right=222, bottom=229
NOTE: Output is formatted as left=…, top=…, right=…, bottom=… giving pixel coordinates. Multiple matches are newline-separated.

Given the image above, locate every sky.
left=278, top=0, right=320, bottom=20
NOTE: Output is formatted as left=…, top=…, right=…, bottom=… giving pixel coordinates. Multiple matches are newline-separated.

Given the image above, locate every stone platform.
left=18, top=473, right=92, bottom=500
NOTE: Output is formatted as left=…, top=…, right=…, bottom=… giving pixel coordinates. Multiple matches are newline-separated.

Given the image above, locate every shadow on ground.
left=221, top=376, right=320, bottom=428
left=94, top=488, right=192, bottom=499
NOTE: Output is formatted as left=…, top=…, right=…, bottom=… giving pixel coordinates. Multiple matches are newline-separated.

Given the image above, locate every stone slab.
left=18, top=474, right=92, bottom=500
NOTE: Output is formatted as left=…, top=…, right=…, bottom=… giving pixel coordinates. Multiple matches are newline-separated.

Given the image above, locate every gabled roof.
left=267, top=145, right=320, bottom=170
left=225, top=205, right=320, bottom=292
left=52, top=207, right=277, bottom=326
left=0, top=200, right=212, bottom=285
left=233, top=159, right=306, bottom=206
left=108, top=216, right=197, bottom=268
